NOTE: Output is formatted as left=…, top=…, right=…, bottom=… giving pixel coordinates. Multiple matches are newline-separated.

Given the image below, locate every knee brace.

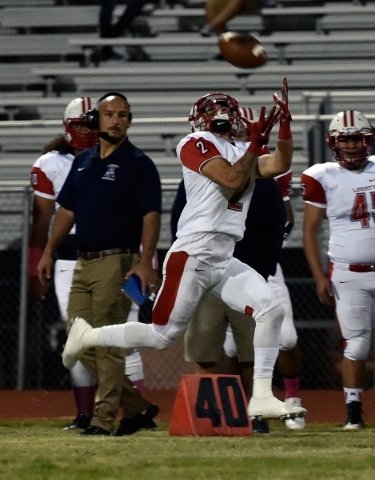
left=258, top=304, right=284, bottom=327
left=254, top=304, right=284, bottom=349
left=344, top=334, right=371, bottom=361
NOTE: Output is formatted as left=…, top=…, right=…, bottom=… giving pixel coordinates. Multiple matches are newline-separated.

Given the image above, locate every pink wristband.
left=278, top=117, right=292, bottom=140
left=28, top=246, right=43, bottom=277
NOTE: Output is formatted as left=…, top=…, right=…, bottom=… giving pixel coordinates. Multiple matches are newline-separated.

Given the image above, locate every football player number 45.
left=351, top=191, right=375, bottom=228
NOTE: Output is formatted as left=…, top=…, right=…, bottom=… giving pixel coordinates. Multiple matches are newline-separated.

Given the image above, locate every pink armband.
left=278, top=117, right=292, bottom=141
left=28, top=247, right=43, bottom=277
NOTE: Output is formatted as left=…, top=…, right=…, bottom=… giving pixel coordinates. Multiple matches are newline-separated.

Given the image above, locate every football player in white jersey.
left=29, top=97, right=98, bottom=430
left=62, top=79, right=307, bottom=422
left=29, top=98, right=150, bottom=429
left=301, top=110, right=375, bottom=430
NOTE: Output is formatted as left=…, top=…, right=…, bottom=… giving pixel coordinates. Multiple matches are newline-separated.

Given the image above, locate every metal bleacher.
left=1, top=0, right=375, bottom=249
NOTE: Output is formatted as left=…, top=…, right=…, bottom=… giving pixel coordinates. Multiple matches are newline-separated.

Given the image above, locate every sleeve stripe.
left=301, top=173, right=326, bottom=205
left=180, top=137, right=222, bottom=173
left=30, top=166, right=55, bottom=197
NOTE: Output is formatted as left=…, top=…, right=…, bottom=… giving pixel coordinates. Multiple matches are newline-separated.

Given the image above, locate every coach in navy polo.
left=38, top=92, right=162, bottom=436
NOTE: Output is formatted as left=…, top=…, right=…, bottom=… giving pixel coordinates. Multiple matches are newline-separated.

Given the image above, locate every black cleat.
left=114, top=404, right=159, bottom=436
left=343, top=401, right=364, bottom=431
left=252, top=419, right=270, bottom=434
left=80, top=425, right=111, bottom=436
left=63, top=413, right=92, bottom=430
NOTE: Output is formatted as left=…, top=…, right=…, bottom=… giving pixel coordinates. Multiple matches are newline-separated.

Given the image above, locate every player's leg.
left=54, top=259, right=96, bottom=430
left=332, top=267, right=373, bottom=430
left=224, top=310, right=255, bottom=400
left=124, top=302, right=145, bottom=394
left=184, top=290, right=228, bottom=373
left=213, top=258, right=307, bottom=420
left=63, top=252, right=221, bottom=366
left=224, top=315, right=270, bottom=433
left=268, top=264, right=305, bottom=430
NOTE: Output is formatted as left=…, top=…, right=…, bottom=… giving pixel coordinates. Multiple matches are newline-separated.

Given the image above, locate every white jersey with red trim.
left=30, top=150, right=75, bottom=234
left=173, top=131, right=255, bottom=267
left=301, top=158, right=375, bottom=264
left=30, top=150, right=74, bottom=201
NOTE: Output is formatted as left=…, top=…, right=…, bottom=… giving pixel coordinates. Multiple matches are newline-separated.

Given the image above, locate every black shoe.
left=142, top=419, right=158, bottom=430
left=63, top=413, right=92, bottom=430
left=80, top=425, right=111, bottom=436
left=101, top=46, right=123, bottom=61
left=252, top=419, right=270, bottom=434
left=114, top=404, right=159, bottom=436
left=125, top=46, right=150, bottom=62
left=343, top=401, right=364, bottom=431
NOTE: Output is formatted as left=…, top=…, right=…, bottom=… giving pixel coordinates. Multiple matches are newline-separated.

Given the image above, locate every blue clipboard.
left=121, top=274, right=149, bottom=306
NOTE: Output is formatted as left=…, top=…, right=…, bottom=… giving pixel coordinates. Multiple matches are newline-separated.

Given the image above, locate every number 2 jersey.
left=301, top=158, right=375, bottom=265
left=173, top=131, right=256, bottom=267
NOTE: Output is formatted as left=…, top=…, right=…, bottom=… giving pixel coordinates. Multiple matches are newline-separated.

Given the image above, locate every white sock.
left=253, top=347, right=279, bottom=378
left=125, top=350, right=144, bottom=382
left=252, top=377, right=273, bottom=398
left=70, top=360, right=96, bottom=387
left=97, top=322, right=166, bottom=350
left=344, top=387, right=362, bottom=404
left=95, top=324, right=128, bottom=348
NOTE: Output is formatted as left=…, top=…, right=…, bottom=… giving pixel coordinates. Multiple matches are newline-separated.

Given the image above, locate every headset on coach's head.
left=85, top=91, right=132, bottom=131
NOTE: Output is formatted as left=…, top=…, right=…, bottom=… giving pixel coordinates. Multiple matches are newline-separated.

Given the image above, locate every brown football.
left=218, top=32, right=268, bottom=69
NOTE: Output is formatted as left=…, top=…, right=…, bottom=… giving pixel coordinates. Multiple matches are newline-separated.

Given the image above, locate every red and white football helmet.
left=188, top=92, right=241, bottom=137
left=326, top=110, right=374, bottom=169
left=63, top=97, right=98, bottom=150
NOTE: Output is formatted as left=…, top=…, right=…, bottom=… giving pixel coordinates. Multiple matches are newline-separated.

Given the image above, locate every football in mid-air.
left=218, top=32, right=268, bottom=69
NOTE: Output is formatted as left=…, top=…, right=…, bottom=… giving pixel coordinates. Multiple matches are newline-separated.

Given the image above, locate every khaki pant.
left=185, top=291, right=256, bottom=363
left=68, top=253, right=151, bottom=432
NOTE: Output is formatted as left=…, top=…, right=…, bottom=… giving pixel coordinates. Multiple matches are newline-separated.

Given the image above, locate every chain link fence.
left=0, top=184, right=373, bottom=391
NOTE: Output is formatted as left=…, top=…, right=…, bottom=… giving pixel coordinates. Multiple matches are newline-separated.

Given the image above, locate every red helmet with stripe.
left=326, top=110, right=374, bottom=169
left=63, top=97, right=98, bottom=150
left=188, top=92, right=241, bottom=138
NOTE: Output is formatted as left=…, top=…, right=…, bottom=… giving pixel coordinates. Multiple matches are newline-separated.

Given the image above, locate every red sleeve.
left=301, top=172, right=326, bottom=204
left=30, top=166, right=54, bottom=196
left=180, top=136, right=221, bottom=173
left=275, top=170, right=292, bottom=198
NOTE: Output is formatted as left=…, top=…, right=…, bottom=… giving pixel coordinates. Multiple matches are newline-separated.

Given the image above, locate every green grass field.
left=0, top=420, right=374, bottom=480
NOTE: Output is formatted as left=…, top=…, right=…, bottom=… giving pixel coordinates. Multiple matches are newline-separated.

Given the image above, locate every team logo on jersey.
left=30, top=173, right=38, bottom=185
left=102, top=164, right=119, bottom=181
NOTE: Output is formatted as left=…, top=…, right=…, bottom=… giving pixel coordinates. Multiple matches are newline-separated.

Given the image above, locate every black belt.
left=78, top=248, right=138, bottom=260
left=349, top=264, right=375, bottom=272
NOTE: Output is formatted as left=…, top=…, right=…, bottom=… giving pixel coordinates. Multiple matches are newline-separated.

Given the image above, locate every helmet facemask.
left=189, top=93, right=241, bottom=139
left=63, top=97, right=98, bottom=150
left=326, top=110, right=374, bottom=170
